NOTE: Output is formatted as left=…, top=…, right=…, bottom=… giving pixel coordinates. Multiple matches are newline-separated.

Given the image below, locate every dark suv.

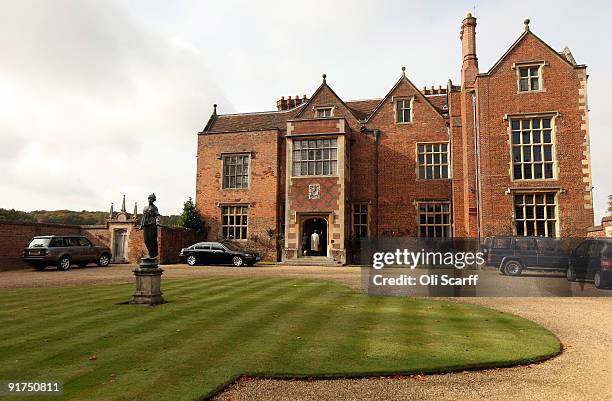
left=23, top=236, right=112, bottom=271
left=481, top=236, right=569, bottom=276
left=566, top=238, right=612, bottom=289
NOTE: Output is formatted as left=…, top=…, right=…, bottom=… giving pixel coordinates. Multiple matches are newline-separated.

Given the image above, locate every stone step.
left=281, top=257, right=344, bottom=266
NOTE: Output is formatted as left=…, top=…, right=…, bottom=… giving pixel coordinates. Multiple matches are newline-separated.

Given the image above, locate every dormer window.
left=316, top=107, right=333, bottom=118
left=516, top=63, right=544, bottom=92
left=395, top=98, right=412, bottom=123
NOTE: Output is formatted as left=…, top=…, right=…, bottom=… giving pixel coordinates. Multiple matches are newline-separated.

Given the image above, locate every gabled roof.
left=293, top=76, right=363, bottom=122
left=201, top=73, right=446, bottom=134
left=480, top=28, right=586, bottom=76
left=365, top=73, right=445, bottom=122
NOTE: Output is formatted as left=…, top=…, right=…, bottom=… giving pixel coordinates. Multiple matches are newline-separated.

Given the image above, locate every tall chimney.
left=460, top=12, right=478, bottom=87
left=276, top=96, right=288, bottom=111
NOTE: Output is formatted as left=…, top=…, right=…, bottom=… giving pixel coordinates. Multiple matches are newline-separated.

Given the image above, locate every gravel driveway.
left=1, top=264, right=610, bottom=400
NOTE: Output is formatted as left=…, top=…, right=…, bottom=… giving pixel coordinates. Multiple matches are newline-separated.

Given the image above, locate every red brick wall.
left=289, top=177, right=340, bottom=212
left=0, top=221, right=203, bottom=270
left=159, top=227, right=205, bottom=264
left=476, top=33, right=593, bottom=237
left=81, top=226, right=111, bottom=247
left=365, top=79, right=450, bottom=237
left=0, top=222, right=82, bottom=270
left=196, top=129, right=280, bottom=259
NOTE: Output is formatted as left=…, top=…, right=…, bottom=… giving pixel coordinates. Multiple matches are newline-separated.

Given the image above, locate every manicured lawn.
left=0, top=277, right=560, bottom=401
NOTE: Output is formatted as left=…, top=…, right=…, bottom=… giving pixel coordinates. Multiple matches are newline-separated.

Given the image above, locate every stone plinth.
left=130, top=257, right=165, bottom=305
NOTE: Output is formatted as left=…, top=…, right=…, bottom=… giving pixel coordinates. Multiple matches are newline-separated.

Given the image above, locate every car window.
left=537, top=238, right=558, bottom=252
left=574, top=241, right=589, bottom=257
left=492, top=238, right=511, bottom=249
left=28, top=238, right=51, bottom=248
left=588, top=242, right=601, bottom=258
left=515, top=238, right=536, bottom=251
left=211, top=244, right=225, bottom=251
left=50, top=237, right=65, bottom=247
left=65, top=237, right=81, bottom=247
left=77, top=237, right=92, bottom=246
left=602, top=244, right=612, bottom=258
left=196, top=244, right=211, bottom=250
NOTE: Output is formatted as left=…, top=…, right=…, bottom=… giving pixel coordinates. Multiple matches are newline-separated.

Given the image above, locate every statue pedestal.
left=130, top=258, right=165, bottom=305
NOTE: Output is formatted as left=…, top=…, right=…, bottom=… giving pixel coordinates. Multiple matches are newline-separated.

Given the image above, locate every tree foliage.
left=0, top=209, right=36, bottom=223
left=178, top=198, right=205, bottom=232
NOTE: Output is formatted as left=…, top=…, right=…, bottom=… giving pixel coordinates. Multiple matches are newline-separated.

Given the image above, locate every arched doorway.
left=301, top=217, right=328, bottom=257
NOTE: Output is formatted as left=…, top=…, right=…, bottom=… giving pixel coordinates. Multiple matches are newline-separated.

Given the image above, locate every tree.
left=178, top=197, right=204, bottom=232
left=0, top=208, right=36, bottom=223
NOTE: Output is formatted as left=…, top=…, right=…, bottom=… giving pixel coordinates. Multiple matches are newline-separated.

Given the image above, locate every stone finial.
left=109, top=202, right=114, bottom=218
left=466, top=12, right=472, bottom=18
left=213, top=104, right=217, bottom=115
left=133, top=202, right=138, bottom=218
left=524, top=18, right=530, bottom=31
left=322, top=74, right=327, bottom=83
left=401, top=66, right=406, bottom=76
left=121, top=194, right=126, bottom=213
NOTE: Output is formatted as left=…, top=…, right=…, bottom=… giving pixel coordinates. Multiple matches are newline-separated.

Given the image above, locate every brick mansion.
left=196, top=14, right=594, bottom=264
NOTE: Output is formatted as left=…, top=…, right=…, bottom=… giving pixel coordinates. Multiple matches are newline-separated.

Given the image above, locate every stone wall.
left=587, top=216, right=612, bottom=238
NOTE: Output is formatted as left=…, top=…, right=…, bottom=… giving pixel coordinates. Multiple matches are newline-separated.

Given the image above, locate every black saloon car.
left=566, top=238, right=612, bottom=289
left=179, top=242, right=260, bottom=267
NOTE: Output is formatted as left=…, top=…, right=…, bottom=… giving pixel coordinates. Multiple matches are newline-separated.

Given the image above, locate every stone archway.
left=301, top=216, right=328, bottom=257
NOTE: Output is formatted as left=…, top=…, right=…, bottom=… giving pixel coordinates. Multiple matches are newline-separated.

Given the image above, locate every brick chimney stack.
left=460, top=12, right=478, bottom=87
left=277, top=95, right=309, bottom=111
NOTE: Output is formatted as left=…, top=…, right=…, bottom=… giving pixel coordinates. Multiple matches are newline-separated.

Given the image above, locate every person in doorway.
left=301, top=232, right=309, bottom=256
left=311, top=230, right=320, bottom=255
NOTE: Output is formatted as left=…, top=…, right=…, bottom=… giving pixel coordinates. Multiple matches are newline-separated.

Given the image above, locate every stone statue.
left=139, top=193, right=160, bottom=259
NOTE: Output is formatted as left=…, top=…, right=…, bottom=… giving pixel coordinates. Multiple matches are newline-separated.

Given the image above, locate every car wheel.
left=503, top=261, right=522, bottom=276
left=97, top=254, right=110, bottom=267
left=232, top=256, right=244, bottom=267
left=566, top=265, right=577, bottom=282
left=186, top=255, right=197, bottom=266
left=594, top=271, right=607, bottom=289
left=57, top=256, right=71, bottom=271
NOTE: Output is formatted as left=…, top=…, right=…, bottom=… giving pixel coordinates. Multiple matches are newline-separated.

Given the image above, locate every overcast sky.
left=1, top=0, right=610, bottom=221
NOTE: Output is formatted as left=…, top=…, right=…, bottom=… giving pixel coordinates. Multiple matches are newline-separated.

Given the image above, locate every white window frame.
left=514, top=61, right=545, bottom=93
left=417, top=142, right=450, bottom=180
left=395, top=97, right=413, bottom=124
left=510, top=116, right=556, bottom=181
left=417, top=201, right=451, bottom=238
left=315, top=107, right=334, bottom=118
left=221, top=153, right=250, bottom=190
left=513, top=192, right=558, bottom=237
left=291, top=138, right=338, bottom=177
left=221, top=205, right=249, bottom=240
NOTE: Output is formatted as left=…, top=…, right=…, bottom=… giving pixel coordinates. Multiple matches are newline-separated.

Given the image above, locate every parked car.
left=179, top=241, right=260, bottom=267
left=23, top=235, right=112, bottom=271
left=481, top=236, right=569, bottom=276
left=566, top=238, right=612, bottom=289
